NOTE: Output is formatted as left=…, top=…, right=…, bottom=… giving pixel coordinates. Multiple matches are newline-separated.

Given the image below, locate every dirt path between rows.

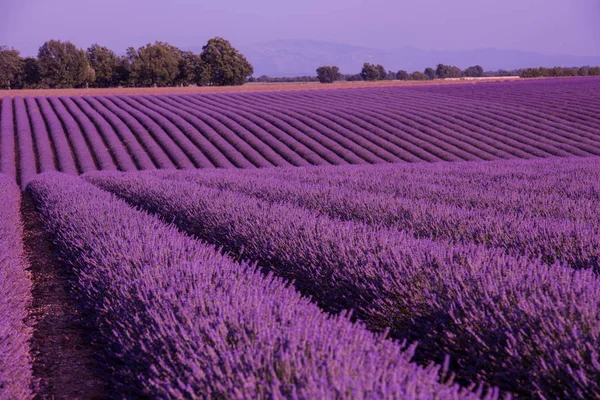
left=22, top=192, right=108, bottom=399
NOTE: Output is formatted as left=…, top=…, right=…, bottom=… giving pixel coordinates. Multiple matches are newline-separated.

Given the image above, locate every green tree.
left=0, top=46, right=24, bottom=89
left=38, top=40, right=94, bottom=88
left=22, top=57, right=41, bottom=88
left=361, top=63, right=384, bottom=81
left=588, top=66, right=600, bottom=76
left=200, top=37, right=253, bottom=86
left=520, top=68, right=540, bottom=78
left=129, top=42, right=182, bottom=87
left=424, top=67, right=435, bottom=80
left=463, top=65, right=484, bottom=77
left=410, top=71, right=428, bottom=80
left=345, top=73, right=363, bottom=81
left=435, top=64, right=463, bottom=79
left=376, top=64, right=386, bottom=80
left=316, top=65, right=341, bottom=83
left=176, top=51, right=203, bottom=86
left=578, top=67, right=589, bottom=76
left=87, top=44, right=120, bottom=88
left=116, top=48, right=138, bottom=87
left=396, top=70, right=411, bottom=80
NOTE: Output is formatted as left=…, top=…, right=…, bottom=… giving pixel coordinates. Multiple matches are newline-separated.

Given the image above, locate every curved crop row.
left=0, top=174, right=34, bottom=399
left=153, top=167, right=600, bottom=271
left=87, top=171, right=600, bottom=399
left=28, top=172, right=476, bottom=399
left=1, top=77, right=599, bottom=183
left=0, top=97, right=16, bottom=178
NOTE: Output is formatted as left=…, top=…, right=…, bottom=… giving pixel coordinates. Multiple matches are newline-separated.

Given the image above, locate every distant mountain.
left=213, top=39, right=600, bottom=77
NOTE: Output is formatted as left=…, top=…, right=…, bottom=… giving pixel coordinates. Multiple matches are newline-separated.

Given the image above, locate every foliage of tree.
left=87, top=44, right=120, bottom=88
left=6, top=39, right=600, bottom=90
left=410, top=71, right=428, bottom=80
left=0, top=46, right=24, bottom=89
left=22, top=57, right=41, bottom=88
left=250, top=75, right=318, bottom=83
left=463, top=65, right=484, bottom=77
left=396, top=70, right=410, bottom=80
left=520, top=68, right=542, bottom=78
left=128, top=42, right=182, bottom=87
left=344, top=73, right=364, bottom=81
left=435, top=64, right=463, bottom=79
left=112, top=55, right=133, bottom=87
left=316, top=65, right=341, bottom=83
left=385, top=70, right=396, bottom=80
left=37, top=40, right=95, bottom=88
left=200, top=37, right=253, bottom=86
left=175, top=51, right=203, bottom=86
left=492, top=69, right=520, bottom=77
left=376, top=64, right=386, bottom=80
left=361, top=63, right=386, bottom=81
left=424, top=67, right=435, bottom=80
left=520, top=66, right=600, bottom=78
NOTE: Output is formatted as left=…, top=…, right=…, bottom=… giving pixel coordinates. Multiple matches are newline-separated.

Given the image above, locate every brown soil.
left=22, top=192, right=108, bottom=399
left=0, top=77, right=520, bottom=98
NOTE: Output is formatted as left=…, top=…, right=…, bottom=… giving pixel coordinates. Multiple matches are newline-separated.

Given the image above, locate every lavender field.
left=1, top=78, right=600, bottom=399
left=0, top=78, right=600, bottom=188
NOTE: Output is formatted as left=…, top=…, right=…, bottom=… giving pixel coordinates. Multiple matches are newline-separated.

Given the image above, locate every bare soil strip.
left=0, top=76, right=521, bottom=98
left=22, top=193, right=108, bottom=399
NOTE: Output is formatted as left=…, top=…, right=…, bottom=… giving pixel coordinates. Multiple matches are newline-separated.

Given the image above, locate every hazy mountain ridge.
left=195, top=40, right=600, bottom=77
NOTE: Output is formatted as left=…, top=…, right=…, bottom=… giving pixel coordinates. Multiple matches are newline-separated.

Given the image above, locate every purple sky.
left=1, top=0, right=599, bottom=57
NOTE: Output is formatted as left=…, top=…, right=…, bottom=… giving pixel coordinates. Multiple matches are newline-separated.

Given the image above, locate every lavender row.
left=340, top=88, right=600, bottom=154
left=35, top=97, right=79, bottom=175
left=121, top=95, right=230, bottom=168
left=153, top=162, right=600, bottom=271
left=0, top=97, right=16, bottom=178
left=76, top=97, right=155, bottom=170
left=13, top=97, right=38, bottom=187
left=4, top=78, right=600, bottom=183
left=29, top=172, right=475, bottom=399
left=97, top=96, right=192, bottom=169
left=46, top=97, right=97, bottom=173
left=87, top=171, right=600, bottom=399
left=24, top=98, right=55, bottom=174
left=164, top=95, right=312, bottom=166
left=192, top=156, right=600, bottom=221
left=0, top=174, right=34, bottom=399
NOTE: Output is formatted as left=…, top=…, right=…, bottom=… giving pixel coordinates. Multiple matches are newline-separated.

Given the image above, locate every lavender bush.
left=29, top=172, right=481, bottom=399
left=86, top=170, right=600, bottom=399
left=0, top=174, right=33, bottom=399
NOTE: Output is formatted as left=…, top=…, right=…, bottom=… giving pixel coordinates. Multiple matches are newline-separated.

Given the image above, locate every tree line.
left=315, top=62, right=600, bottom=83
left=0, top=37, right=253, bottom=89
left=316, top=63, right=490, bottom=83
left=520, top=66, right=600, bottom=78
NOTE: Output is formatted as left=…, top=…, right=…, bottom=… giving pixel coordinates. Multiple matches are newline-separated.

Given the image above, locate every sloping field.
left=2, top=156, right=597, bottom=399
left=1, top=77, right=600, bottom=399
left=0, top=77, right=599, bottom=187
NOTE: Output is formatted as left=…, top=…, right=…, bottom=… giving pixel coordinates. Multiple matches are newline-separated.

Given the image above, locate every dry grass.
left=0, top=76, right=520, bottom=98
